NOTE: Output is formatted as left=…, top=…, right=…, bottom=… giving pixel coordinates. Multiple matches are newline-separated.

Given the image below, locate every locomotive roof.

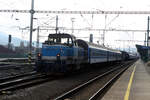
left=77, top=39, right=107, bottom=49
left=48, top=33, right=76, bottom=39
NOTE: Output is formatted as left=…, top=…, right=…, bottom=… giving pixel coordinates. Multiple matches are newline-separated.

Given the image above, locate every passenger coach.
left=76, top=39, right=122, bottom=64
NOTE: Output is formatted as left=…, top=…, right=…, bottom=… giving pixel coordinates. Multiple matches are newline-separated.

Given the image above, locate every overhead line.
left=0, top=10, right=29, bottom=13
left=116, top=40, right=144, bottom=42
left=39, top=28, right=147, bottom=32
left=19, top=27, right=146, bottom=32
left=1, top=10, right=150, bottom=14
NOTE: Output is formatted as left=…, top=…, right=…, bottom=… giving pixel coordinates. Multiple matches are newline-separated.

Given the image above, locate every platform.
left=102, top=59, right=150, bottom=100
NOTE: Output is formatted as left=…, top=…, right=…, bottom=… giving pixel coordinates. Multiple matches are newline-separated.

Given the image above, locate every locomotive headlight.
left=57, top=53, right=60, bottom=57
left=56, top=53, right=60, bottom=61
left=37, top=53, right=41, bottom=60
left=38, top=53, right=41, bottom=57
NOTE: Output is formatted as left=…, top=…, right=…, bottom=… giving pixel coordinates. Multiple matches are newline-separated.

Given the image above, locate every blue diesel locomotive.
left=36, top=33, right=129, bottom=73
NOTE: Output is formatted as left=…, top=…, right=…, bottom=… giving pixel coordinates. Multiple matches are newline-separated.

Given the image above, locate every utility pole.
left=56, top=15, right=58, bottom=34
left=36, top=26, right=40, bottom=53
left=147, top=16, right=149, bottom=47
left=29, top=0, right=34, bottom=63
left=147, top=16, right=150, bottom=60
left=145, top=32, right=147, bottom=46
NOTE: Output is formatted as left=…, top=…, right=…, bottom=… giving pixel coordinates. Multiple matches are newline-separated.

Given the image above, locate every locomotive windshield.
left=44, top=34, right=75, bottom=46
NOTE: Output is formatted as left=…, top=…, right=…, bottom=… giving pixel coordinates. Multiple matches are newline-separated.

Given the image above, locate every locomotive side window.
left=61, top=38, right=73, bottom=46
left=61, top=38, right=68, bottom=44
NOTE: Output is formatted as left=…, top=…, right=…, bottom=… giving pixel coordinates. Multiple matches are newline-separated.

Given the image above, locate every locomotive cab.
left=44, top=34, right=75, bottom=46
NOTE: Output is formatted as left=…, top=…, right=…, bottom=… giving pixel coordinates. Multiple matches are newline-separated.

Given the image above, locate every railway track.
left=54, top=60, right=135, bottom=100
left=0, top=63, right=35, bottom=69
left=0, top=58, right=34, bottom=63
left=0, top=72, right=53, bottom=95
left=0, top=60, right=35, bottom=70
left=0, top=71, right=36, bottom=83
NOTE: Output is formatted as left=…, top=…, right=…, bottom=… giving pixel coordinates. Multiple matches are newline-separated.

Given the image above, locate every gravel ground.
left=0, top=62, right=121, bottom=100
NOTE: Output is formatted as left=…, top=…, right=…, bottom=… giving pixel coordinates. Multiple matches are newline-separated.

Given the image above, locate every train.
left=35, top=33, right=137, bottom=73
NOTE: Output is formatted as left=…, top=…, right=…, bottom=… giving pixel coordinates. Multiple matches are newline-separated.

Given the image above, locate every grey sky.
left=0, top=0, right=150, bottom=52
